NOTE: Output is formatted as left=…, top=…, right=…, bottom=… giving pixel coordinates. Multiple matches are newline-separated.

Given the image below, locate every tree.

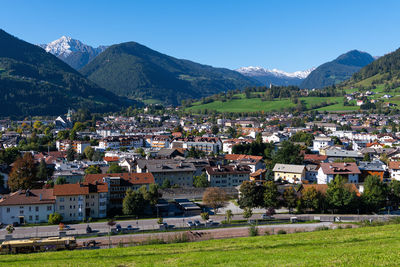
left=243, top=207, right=253, bottom=220
left=238, top=181, right=265, bottom=209
left=85, top=165, right=102, bottom=174
left=282, top=187, right=298, bottom=213
left=33, top=120, right=42, bottom=130
left=92, top=151, right=104, bottom=161
left=225, top=209, right=233, bottom=223
left=161, top=179, right=172, bottom=189
left=36, top=160, right=48, bottom=181
left=107, top=163, right=124, bottom=173
left=139, top=184, right=159, bottom=206
left=211, top=125, right=219, bottom=135
left=66, top=147, right=75, bottom=161
left=202, top=187, right=229, bottom=214
left=297, top=187, right=322, bottom=213
left=193, top=173, right=210, bottom=188
left=388, top=180, right=400, bottom=209
left=271, top=141, right=303, bottom=167
left=48, top=213, right=63, bottom=224
left=326, top=175, right=358, bottom=213
left=55, top=177, right=67, bottom=185
left=363, top=153, right=371, bottom=162
left=8, top=153, right=38, bottom=191
left=84, top=146, right=95, bottom=160
left=264, top=181, right=279, bottom=210
left=122, top=188, right=147, bottom=216
left=200, top=212, right=209, bottom=221
left=362, top=175, right=387, bottom=213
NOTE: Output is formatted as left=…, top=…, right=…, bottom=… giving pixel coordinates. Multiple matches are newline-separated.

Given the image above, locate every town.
left=0, top=106, right=399, bottom=240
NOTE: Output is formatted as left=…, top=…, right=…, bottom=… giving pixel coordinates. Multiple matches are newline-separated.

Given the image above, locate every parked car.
left=206, top=220, right=219, bottom=227
left=262, top=214, right=272, bottom=220
left=194, top=220, right=204, bottom=227
left=126, top=225, right=133, bottom=230
left=115, top=224, right=122, bottom=232
left=64, top=225, right=71, bottom=231
left=187, top=221, right=194, bottom=227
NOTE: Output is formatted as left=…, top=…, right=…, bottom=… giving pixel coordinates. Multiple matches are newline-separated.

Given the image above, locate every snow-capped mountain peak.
left=236, top=66, right=315, bottom=79
left=38, top=36, right=108, bottom=69
left=39, top=36, right=107, bottom=58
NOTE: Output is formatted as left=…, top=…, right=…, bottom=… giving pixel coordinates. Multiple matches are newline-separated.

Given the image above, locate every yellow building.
left=273, top=164, right=306, bottom=184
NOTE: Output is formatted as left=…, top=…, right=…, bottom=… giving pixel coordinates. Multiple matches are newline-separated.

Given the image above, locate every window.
left=86, top=195, right=89, bottom=199
left=6, top=208, right=10, bottom=213
left=70, top=197, right=72, bottom=201
left=35, top=215, right=39, bottom=221
left=60, top=206, right=65, bottom=210
left=29, top=216, right=32, bottom=221
left=20, top=210, right=24, bottom=215
left=47, top=206, right=52, bottom=211
left=60, top=197, right=64, bottom=202
left=29, top=206, right=32, bottom=212
left=35, top=206, right=39, bottom=212
left=20, top=206, right=23, bottom=209
left=91, top=195, right=95, bottom=199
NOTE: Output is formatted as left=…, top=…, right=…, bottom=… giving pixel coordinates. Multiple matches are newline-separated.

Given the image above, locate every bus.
left=0, top=236, right=77, bottom=254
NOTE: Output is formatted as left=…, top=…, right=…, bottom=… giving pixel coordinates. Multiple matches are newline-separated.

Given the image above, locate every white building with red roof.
left=317, top=162, right=361, bottom=184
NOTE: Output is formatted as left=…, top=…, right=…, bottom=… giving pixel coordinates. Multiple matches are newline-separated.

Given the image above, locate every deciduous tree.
left=8, top=153, right=38, bottom=191
left=203, top=187, right=229, bottom=214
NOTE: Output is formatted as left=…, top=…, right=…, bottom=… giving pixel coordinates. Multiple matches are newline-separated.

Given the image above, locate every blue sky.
left=1, top=0, right=400, bottom=72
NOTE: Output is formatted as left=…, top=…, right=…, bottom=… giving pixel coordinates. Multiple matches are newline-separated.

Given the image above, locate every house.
left=0, top=189, right=55, bottom=225
left=224, top=154, right=265, bottom=172
left=356, top=100, right=364, bottom=106
left=358, top=160, right=386, bottom=182
left=185, top=137, right=222, bottom=154
left=304, top=154, right=328, bottom=165
left=317, top=162, right=361, bottom=184
left=388, top=161, right=400, bottom=181
left=305, top=164, right=319, bottom=183
left=85, top=173, right=155, bottom=208
left=272, top=164, right=306, bottom=184
left=136, top=159, right=196, bottom=187
left=56, top=140, right=90, bottom=154
left=250, top=168, right=267, bottom=182
left=262, top=132, right=288, bottom=143
left=118, top=158, right=136, bottom=172
left=313, top=136, right=333, bottom=151
left=322, top=148, right=363, bottom=162
left=205, top=165, right=251, bottom=187
left=53, top=183, right=108, bottom=222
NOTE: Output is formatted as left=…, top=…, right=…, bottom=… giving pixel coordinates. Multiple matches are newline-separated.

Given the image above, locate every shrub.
left=315, top=226, right=329, bottom=231
left=157, top=217, right=163, bottom=224
left=277, top=229, right=287, bottom=235
left=345, top=225, right=352, bottom=229
left=48, top=212, right=63, bottom=225
left=248, top=225, right=259, bottom=237
left=264, top=230, right=270, bottom=236
left=200, top=212, right=209, bottom=221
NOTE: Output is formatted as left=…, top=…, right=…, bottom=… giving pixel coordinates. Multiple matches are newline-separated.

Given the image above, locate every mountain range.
left=236, top=66, right=315, bottom=86
left=300, top=50, right=375, bottom=89
left=0, top=29, right=131, bottom=117
left=39, top=36, right=107, bottom=70
left=79, top=42, right=260, bottom=105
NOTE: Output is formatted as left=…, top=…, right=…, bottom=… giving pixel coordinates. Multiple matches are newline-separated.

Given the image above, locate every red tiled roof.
left=53, top=184, right=89, bottom=196
left=103, top=156, right=119, bottom=162
left=84, top=173, right=155, bottom=185
left=320, top=162, right=361, bottom=175
left=389, top=161, right=400, bottom=170
left=366, top=142, right=384, bottom=148
left=304, top=154, right=328, bottom=162
left=0, top=189, right=55, bottom=206
left=224, top=154, right=263, bottom=162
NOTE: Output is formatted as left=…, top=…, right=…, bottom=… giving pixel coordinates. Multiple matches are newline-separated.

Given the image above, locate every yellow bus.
left=0, top=236, right=77, bottom=254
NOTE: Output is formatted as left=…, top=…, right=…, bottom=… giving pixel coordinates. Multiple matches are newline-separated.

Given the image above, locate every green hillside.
left=2, top=224, right=400, bottom=266
left=80, top=42, right=259, bottom=105
left=186, top=94, right=358, bottom=113
left=0, top=29, right=134, bottom=117
left=301, top=50, right=374, bottom=89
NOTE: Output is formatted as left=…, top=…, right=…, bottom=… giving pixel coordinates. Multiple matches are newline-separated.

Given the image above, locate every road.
left=1, top=213, right=396, bottom=240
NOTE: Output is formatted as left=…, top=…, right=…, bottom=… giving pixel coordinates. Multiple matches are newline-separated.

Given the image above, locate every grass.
left=3, top=224, right=400, bottom=266
left=186, top=96, right=353, bottom=113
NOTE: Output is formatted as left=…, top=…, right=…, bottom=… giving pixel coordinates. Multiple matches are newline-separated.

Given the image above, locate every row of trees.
left=239, top=175, right=400, bottom=215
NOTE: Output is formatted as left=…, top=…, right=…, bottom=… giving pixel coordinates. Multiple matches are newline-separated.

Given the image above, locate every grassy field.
left=2, top=224, right=400, bottom=266
left=186, top=95, right=358, bottom=113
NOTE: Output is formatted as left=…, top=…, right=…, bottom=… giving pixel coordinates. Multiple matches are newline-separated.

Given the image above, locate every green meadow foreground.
left=2, top=224, right=400, bottom=266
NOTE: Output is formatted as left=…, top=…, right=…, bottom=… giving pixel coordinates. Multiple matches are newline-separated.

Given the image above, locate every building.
left=224, top=154, right=265, bottom=173
left=388, top=161, right=400, bottom=181
left=84, top=173, right=155, bottom=208
left=56, top=140, right=90, bottom=154
left=136, top=159, right=195, bottom=187
left=53, top=183, right=108, bottom=222
left=358, top=160, right=386, bottom=182
left=0, top=189, right=55, bottom=225
left=317, top=162, right=361, bottom=184
left=313, top=136, right=333, bottom=151
left=205, top=165, right=251, bottom=187
left=185, top=137, right=222, bottom=154
left=272, top=164, right=306, bottom=184
left=305, top=164, right=319, bottom=183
